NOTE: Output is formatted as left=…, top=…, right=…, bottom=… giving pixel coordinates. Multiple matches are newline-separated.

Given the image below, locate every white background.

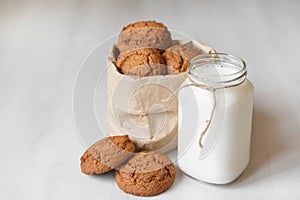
left=1, top=0, right=300, bottom=199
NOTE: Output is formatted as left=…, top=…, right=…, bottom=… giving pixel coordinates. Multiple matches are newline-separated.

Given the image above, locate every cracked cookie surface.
left=115, top=151, right=176, bottom=196
left=80, top=135, right=135, bottom=175
left=115, top=48, right=167, bottom=76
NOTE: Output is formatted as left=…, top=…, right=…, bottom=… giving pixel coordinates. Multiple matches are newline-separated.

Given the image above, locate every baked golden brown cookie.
left=80, top=135, right=135, bottom=175
left=115, top=48, right=167, bottom=76
left=115, top=151, right=176, bottom=196
left=163, top=44, right=202, bottom=74
left=118, top=20, right=172, bottom=53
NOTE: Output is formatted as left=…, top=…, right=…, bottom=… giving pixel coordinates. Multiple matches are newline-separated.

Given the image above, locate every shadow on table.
left=227, top=104, right=297, bottom=187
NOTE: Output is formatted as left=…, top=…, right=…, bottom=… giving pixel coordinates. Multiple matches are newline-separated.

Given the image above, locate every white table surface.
left=1, top=0, right=300, bottom=199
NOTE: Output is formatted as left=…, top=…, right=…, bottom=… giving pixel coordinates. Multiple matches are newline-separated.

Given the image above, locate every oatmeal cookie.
left=80, top=135, right=135, bottom=175
left=163, top=44, right=202, bottom=74
left=115, top=48, right=167, bottom=76
left=115, top=151, right=176, bottom=196
left=118, top=20, right=172, bottom=53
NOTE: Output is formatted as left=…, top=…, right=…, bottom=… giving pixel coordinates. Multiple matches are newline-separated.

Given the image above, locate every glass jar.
left=178, top=53, right=254, bottom=184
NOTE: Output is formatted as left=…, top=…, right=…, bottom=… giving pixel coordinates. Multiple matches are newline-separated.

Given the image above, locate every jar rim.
left=188, top=53, right=247, bottom=87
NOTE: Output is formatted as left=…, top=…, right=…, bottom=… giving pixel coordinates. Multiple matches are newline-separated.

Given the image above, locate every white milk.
left=178, top=53, right=254, bottom=184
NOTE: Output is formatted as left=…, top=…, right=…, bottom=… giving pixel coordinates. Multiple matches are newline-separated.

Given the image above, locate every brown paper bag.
left=106, top=40, right=214, bottom=153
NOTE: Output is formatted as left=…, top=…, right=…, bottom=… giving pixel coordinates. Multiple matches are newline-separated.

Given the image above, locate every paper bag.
left=106, top=40, right=214, bottom=152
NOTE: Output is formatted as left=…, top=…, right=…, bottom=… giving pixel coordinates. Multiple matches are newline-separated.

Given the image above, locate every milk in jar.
left=178, top=53, right=254, bottom=184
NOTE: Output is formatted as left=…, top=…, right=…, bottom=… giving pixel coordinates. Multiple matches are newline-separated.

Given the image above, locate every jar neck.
left=188, top=53, right=247, bottom=88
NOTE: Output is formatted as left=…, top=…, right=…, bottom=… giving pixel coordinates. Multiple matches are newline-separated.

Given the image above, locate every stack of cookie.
left=115, top=20, right=203, bottom=76
left=106, top=21, right=214, bottom=153
left=80, top=135, right=176, bottom=197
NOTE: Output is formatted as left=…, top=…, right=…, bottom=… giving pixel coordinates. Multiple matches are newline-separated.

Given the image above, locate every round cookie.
left=118, top=20, right=172, bottom=53
left=80, top=135, right=135, bottom=175
left=115, top=48, right=167, bottom=77
left=115, top=151, right=176, bottom=196
left=163, top=45, right=202, bottom=74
